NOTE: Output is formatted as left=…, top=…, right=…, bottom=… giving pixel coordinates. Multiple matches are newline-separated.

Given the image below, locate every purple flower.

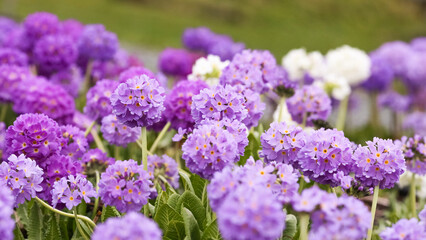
left=0, top=154, right=44, bottom=206
left=0, top=65, right=31, bottom=102
left=164, top=79, right=208, bottom=131
left=207, top=37, right=245, bottom=61
left=235, top=85, right=265, bottom=128
left=52, top=174, right=96, bottom=210
left=380, top=218, right=426, bottom=240
left=273, top=162, right=300, bottom=204
left=292, top=185, right=327, bottom=212
left=110, top=74, right=165, bottom=128
left=33, top=34, right=78, bottom=74
left=13, top=76, right=75, bottom=124
left=147, top=154, right=179, bottom=192
left=5, top=113, right=63, bottom=167
left=217, top=184, right=285, bottom=240
left=0, top=122, right=5, bottom=160
left=208, top=167, right=239, bottom=211
left=23, top=12, right=59, bottom=50
left=84, top=79, right=119, bottom=121
left=377, top=90, right=411, bottom=113
left=59, top=19, right=83, bottom=42
left=158, top=48, right=199, bottom=77
left=396, top=135, right=426, bottom=175
left=361, top=52, right=394, bottom=92
left=118, top=66, right=155, bottom=83
left=101, top=114, right=141, bottom=147
left=373, top=41, right=414, bottom=77
left=353, top=137, right=406, bottom=189
left=182, top=27, right=215, bottom=51
left=92, top=212, right=162, bottom=240
left=182, top=121, right=241, bottom=179
left=403, top=112, right=426, bottom=137
left=81, top=148, right=115, bottom=177
left=59, top=125, right=88, bottom=160
left=91, top=50, right=144, bottom=81
left=0, top=16, right=17, bottom=47
left=220, top=62, right=264, bottom=93
left=0, top=48, right=28, bottom=67
left=78, top=24, right=119, bottom=61
left=49, top=65, right=83, bottom=98
left=98, top=159, right=153, bottom=212
left=0, top=184, right=14, bottom=240
left=286, top=85, right=332, bottom=126
left=404, top=52, right=426, bottom=91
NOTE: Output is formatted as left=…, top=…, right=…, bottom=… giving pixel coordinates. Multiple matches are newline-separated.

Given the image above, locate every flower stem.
left=91, top=170, right=100, bottom=220
left=141, top=127, right=148, bottom=170
left=84, top=120, right=96, bottom=138
left=277, top=97, right=286, bottom=122
left=149, top=122, right=171, bottom=153
left=366, top=185, right=380, bottom=240
left=0, top=103, right=8, bottom=122
left=411, top=173, right=417, bottom=218
left=336, top=96, right=349, bottom=131
left=114, top=146, right=121, bottom=160
left=299, top=213, right=309, bottom=240
left=301, top=112, right=307, bottom=128
left=34, top=197, right=96, bottom=229
left=91, top=127, right=107, bottom=153
left=74, top=208, right=90, bottom=240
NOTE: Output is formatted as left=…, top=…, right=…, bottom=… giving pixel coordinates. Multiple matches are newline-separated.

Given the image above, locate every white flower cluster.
left=398, top=171, right=426, bottom=198
left=188, top=55, right=229, bottom=86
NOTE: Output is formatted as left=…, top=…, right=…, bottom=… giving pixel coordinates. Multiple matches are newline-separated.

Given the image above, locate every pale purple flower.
left=0, top=48, right=28, bottom=67
left=78, top=24, right=119, bottom=61
left=0, top=184, right=14, bottom=240
left=84, top=79, right=119, bottom=122
left=59, top=125, right=88, bottom=160
left=100, top=114, right=141, bottom=147
left=52, top=174, right=96, bottom=210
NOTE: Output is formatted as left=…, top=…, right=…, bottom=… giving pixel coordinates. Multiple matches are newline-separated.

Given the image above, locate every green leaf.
left=179, top=169, right=195, bottom=193
left=16, top=202, right=30, bottom=228
left=27, top=201, right=43, bottom=240
left=101, top=206, right=121, bottom=222
left=154, top=203, right=184, bottom=233
left=282, top=214, right=297, bottom=240
left=190, top=174, right=207, bottom=199
left=168, top=193, right=181, bottom=209
left=177, top=191, right=207, bottom=230
left=165, top=220, right=186, bottom=240
left=13, top=224, right=25, bottom=240
left=201, top=219, right=222, bottom=240
left=45, top=213, right=62, bottom=240
left=238, top=133, right=260, bottom=165
left=182, top=208, right=201, bottom=240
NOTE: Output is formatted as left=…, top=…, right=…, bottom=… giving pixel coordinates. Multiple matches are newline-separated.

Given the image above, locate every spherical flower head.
left=207, top=37, right=245, bottom=61
left=219, top=60, right=264, bottom=91
left=78, top=24, right=119, bottom=61
left=101, top=114, right=141, bottom=147
left=13, top=76, right=75, bottom=124
left=58, top=19, right=83, bottom=42
left=208, top=167, right=239, bottom=211
left=182, top=122, right=240, bottom=180
left=298, top=128, right=353, bottom=187
left=84, top=79, right=119, bottom=122
left=217, top=184, right=285, bottom=240
left=52, top=174, right=96, bottom=210
left=98, top=159, right=153, bottom=212
left=33, top=34, right=78, bottom=74
left=404, top=52, right=426, bottom=91
left=49, top=65, right=83, bottom=98
left=158, top=48, right=199, bottom=77
left=403, top=112, right=426, bottom=137
left=0, top=48, right=28, bottom=67
left=396, top=135, right=426, bottom=175
left=5, top=113, right=63, bottom=166
left=59, top=125, right=88, bottom=160
left=0, top=65, right=31, bottom=102
left=23, top=12, right=59, bottom=49
left=189, top=54, right=230, bottom=87
left=361, top=52, right=394, bottom=92
left=281, top=48, right=326, bottom=83
left=374, top=41, right=414, bottom=78
left=234, top=85, right=265, bottom=128
left=313, top=73, right=351, bottom=101
left=0, top=184, right=14, bottom=240
left=377, top=91, right=411, bottom=113
left=147, top=154, right=179, bottom=192
left=291, top=185, right=327, bottom=212
left=0, top=16, right=17, bottom=46
left=182, top=27, right=215, bottom=51
left=325, top=45, right=371, bottom=85
left=0, top=122, right=5, bottom=160
left=110, top=74, right=165, bottom=128
left=191, top=84, right=248, bottom=124
left=353, top=137, right=406, bottom=189
left=164, top=79, right=208, bottom=131
left=286, top=85, right=331, bottom=126
left=118, top=66, right=155, bottom=83
left=380, top=218, right=426, bottom=240
left=0, top=154, right=44, bottom=207
left=81, top=148, right=115, bottom=177
left=92, top=212, right=162, bottom=240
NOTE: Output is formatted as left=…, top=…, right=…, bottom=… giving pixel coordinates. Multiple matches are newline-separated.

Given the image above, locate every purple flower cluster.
left=164, top=79, right=208, bottom=131
left=403, top=112, right=426, bottom=137
left=91, top=50, right=144, bottom=81
left=49, top=65, right=83, bottom=98
left=361, top=52, right=395, bottom=92
left=0, top=16, right=17, bottom=46
left=147, top=154, right=180, bottom=190
left=380, top=218, right=426, bottom=240
left=236, top=85, right=265, bottom=128
left=81, top=148, right=115, bottom=177
left=101, top=114, right=141, bottom=147
left=158, top=48, right=199, bottom=77
left=23, top=12, right=59, bottom=50
left=118, top=66, right=155, bottom=83
left=98, top=160, right=153, bottom=212
left=59, top=125, right=88, bottom=160
left=220, top=62, right=263, bottom=93
left=0, top=48, right=28, bottom=66
left=353, top=137, right=406, bottom=189
left=78, top=24, right=119, bottom=61
left=52, top=174, right=96, bottom=210
left=0, top=65, right=31, bottom=102
left=84, top=79, right=119, bottom=121
left=59, top=19, right=83, bottom=41
left=111, top=74, right=165, bottom=128
left=286, top=85, right=332, bottom=126
left=0, top=154, right=43, bottom=206
left=378, top=90, right=411, bottom=113
left=0, top=184, right=14, bottom=240
left=92, top=212, right=162, bottom=240
left=396, top=135, right=426, bottom=175
left=373, top=41, right=413, bottom=78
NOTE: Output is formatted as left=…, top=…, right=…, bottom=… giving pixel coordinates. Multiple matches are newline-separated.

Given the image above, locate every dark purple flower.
left=0, top=48, right=28, bottom=67
left=78, top=24, right=119, bottom=61
left=81, top=148, right=115, bottom=177
left=52, top=174, right=96, bottom=210
left=84, top=79, right=119, bottom=122
left=158, top=48, right=200, bottom=77
left=361, top=52, right=394, bottom=92
left=92, top=212, right=162, bottom=240
left=0, top=184, right=14, bottom=240
left=110, top=74, right=165, bottom=128
left=59, top=125, right=88, bottom=160
left=59, top=19, right=83, bottom=42
left=0, top=16, right=17, bottom=47
left=0, top=65, right=31, bottom=102
left=147, top=154, right=179, bottom=192
left=2, top=27, right=30, bottom=52
left=182, top=27, right=215, bottom=51
left=23, top=12, right=59, bottom=50
left=207, top=35, right=245, bottom=61
left=380, top=218, right=426, bottom=240
left=49, top=65, right=83, bottom=98
left=377, top=90, right=411, bottom=113
left=396, top=135, right=426, bottom=175
left=100, top=114, right=140, bottom=147
left=118, top=66, right=155, bottom=84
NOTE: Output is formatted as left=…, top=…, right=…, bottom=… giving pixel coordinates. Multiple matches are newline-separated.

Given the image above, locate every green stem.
left=158, top=175, right=177, bottom=194
left=299, top=213, right=309, bottom=240
left=114, top=146, right=121, bottom=160
left=149, top=122, right=171, bottom=153
left=35, top=197, right=96, bottom=229
left=277, top=97, right=286, bottom=122
left=74, top=208, right=89, bottom=240
left=411, top=173, right=417, bottom=218
left=0, top=104, right=8, bottom=122
left=91, top=170, right=100, bottom=220
left=370, top=92, right=379, bottom=128
left=143, top=204, right=149, bottom=217
left=82, top=60, right=93, bottom=96
left=301, top=112, right=307, bottom=128
left=336, top=96, right=349, bottom=131
left=91, top=128, right=107, bottom=153
left=84, top=120, right=96, bottom=138
left=366, top=186, right=380, bottom=240
left=141, top=127, right=148, bottom=170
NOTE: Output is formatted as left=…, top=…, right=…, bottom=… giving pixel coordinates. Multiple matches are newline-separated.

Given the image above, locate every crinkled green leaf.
left=281, top=214, right=297, bottom=240
left=45, top=213, right=62, bottom=240
left=154, top=203, right=183, bottom=233
left=177, top=191, right=206, bottom=230
left=168, top=193, right=181, bottom=209
left=101, top=205, right=121, bottom=222
left=28, top=201, right=43, bottom=240
left=201, top=219, right=222, bottom=240
left=190, top=173, right=207, bottom=199
left=13, top=224, right=25, bottom=240
left=182, top=208, right=201, bottom=240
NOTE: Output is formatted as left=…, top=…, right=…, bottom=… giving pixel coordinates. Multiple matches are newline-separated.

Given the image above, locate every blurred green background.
left=2, top=0, right=426, bottom=58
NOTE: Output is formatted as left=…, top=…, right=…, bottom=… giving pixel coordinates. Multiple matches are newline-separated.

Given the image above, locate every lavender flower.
left=0, top=184, right=14, bottom=240
left=59, top=125, right=88, bottom=160
left=49, top=65, right=83, bottom=98
left=92, top=50, right=144, bottom=81
left=361, top=52, right=394, bottom=92
left=52, top=174, right=96, bottom=210
left=100, top=114, right=141, bottom=147
left=373, top=41, right=414, bottom=77
left=98, top=160, right=153, bottom=212
left=110, top=74, right=165, bottom=128
left=78, top=24, right=119, bottom=61
left=353, top=137, right=406, bottom=189
left=0, top=48, right=28, bottom=67
left=404, top=52, right=426, bottom=91
left=219, top=59, right=264, bottom=92
left=235, top=85, right=265, bottom=128
left=92, top=212, right=162, bottom=240
left=286, top=85, right=332, bottom=126
left=377, top=91, right=411, bottom=113
left=59, top=19, right=83, bottom=42
left=164, top=79, right=208, bottom=131
left=380, top=218, right=426, bottom=240
left=0, top=16, right=17, bottom=46
left=292, top=185, right=327, bottom=212
left=118, top=66, right=155, bottom=83
left=84, top=79, right=119, bottom=121
left=396, top=135, right=426, bottom=175
left=0, top=154, right=43, bottom=206
left=158, top=48, right=199, bottom=77
left=208, top=167, right=239, bottom=211
left=273, top=162, right=300, bottom=204
left=0, top=65, right=31, bottom=102
left=147, top=154, right=179, bottom=191
left=81, top=148, right=115, bottom=177
left=23, top=12, right=59, bottom=50
left=182, top=27, right=215, bottom=51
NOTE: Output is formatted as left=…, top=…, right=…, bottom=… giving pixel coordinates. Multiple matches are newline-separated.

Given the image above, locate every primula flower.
left=52, top=174, right=96, bottom=210
left=158, top=48, right=199, bottom=77
left=147, top=154, right=179, bottom=192
left=118, top=66, right=155, bottom=83
left=377, top=90, right=411, bottom=113
left=189, top=54, right=229, bottom=86
left=0, top=65, right=31, bottom=102
left=49, top=65, right=83, bottom=98
left=100, top=114, right=141, bottom=147
left=58, top=19, right=83, bottom=42
left=380, top=218, right=426, bottom=240
left=235, top=85, right=265, bottom=128
left=23, top=12, right=59, bottom=50
left=84, top=79, right=119, bottom=122
left=81, top=148, right=115, bottom=177
left=281, top=48, right=326, bottom=82
left=0, top=184, right=14, bottom=240
left=372, top=41, right=414, bottom=78
left=396, top=135, right=426, bottom=175
left=59, top=125, right=88, bottom=160
left=361, top=52, right=394, bottom=92
left=78, top=24, right=119, bottom=61
left=0, top=48, right=28, bottom=67
left=0, top=122, right=5, bottom=160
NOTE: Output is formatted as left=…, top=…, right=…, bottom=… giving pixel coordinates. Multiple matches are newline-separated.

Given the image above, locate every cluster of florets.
left=0, top=154, right=44, bottom=206
left=361, top=52, right=394, bottom=92
left=377, top=90, right=411, bottom=113
left=158, top=48, right=199, bottom=77
left=92, top=212, right=162, bottom=240
left=111, top=74, right=165, bottom=127
left=147, top=154, right=180, bottom=191
left=0, top=65, right=31, bottom=102
left=23, top=12, right=59, bottom=50
left=81, top=148, right=115, bottom=177
left=0, top=47, right=28, bottom=66
left=78, top=24, right=118, bottom=61
left=118, top=66, right=155, bottom=83
left=235, top=85, right=265, bottom=128
left=286, top=85, right=332, bottom=126
left=84, top=79, right=119, bottom=121
left=0, top=185, right=14, bottom=240
left=396, top=135, right=426, bottom=175
left=353, top=137, right=406, bottom=189
left=100, top=114, right=141, bottom=147
left=91, top=50, right=144, bottom=81
left=187, top=54, right=230, bottom=86
left=98, top=160, right=153, bottom=212
left=380, top=206, right=426, bottom=240
left=59, top=125, right=88, bottom=160
left=49, top=65, right=83, bottom=98
left=164, top=80, right=208, bottom=131
left=52, top=174, right=97, bottom=210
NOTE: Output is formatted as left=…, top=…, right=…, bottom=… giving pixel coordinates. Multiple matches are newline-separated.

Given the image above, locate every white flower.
left=188, top=55, right=229, bottom=87
left=314, top=74, right=351, bottom=100
left=325, top=45, right=371, bottom=85
left=306, top=51, right=327, bottom=79
left=281, top=49, right=311, bottom=81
